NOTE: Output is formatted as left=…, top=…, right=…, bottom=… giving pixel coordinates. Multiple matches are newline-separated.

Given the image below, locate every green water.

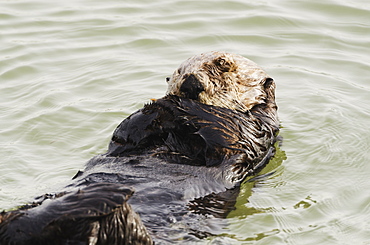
left=1, top=0, right=369, bottom=244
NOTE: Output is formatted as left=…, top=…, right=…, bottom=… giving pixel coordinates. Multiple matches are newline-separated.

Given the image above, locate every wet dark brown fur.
left=0, top=52, right=279, bottom=244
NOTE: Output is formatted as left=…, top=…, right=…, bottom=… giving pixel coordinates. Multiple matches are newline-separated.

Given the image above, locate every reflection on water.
left=223, top=144, right=286, bottom=243
left=230, top=143, right=287, bottom=217
left=1, top=0, right=370, bottom=244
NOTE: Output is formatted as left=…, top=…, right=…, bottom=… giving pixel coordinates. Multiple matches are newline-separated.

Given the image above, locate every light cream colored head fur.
left=166, top=51, right=273, bottom=111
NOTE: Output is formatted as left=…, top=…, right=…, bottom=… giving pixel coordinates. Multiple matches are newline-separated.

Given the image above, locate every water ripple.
left=1, top=0, right=370, bottom=243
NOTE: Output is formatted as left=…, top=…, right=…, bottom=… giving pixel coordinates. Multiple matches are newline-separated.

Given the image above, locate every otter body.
left=0, top=52, right=279, bottom=244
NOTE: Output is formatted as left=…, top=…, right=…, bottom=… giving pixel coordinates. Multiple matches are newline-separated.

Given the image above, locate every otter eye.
left=216, top=58, right=225, bottom=66
left=214, top=57, right=231, bottom=72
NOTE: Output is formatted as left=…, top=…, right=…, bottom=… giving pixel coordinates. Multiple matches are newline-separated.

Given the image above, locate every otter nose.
left=180, top=74, right=204, bottom=100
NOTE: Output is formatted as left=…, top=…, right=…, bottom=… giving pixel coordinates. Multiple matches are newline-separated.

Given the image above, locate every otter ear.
left=263, top=77, right=274, bottom=89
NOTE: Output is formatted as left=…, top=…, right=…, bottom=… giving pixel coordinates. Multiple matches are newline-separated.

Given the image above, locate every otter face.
left=166, top=51, right=274, bottom=111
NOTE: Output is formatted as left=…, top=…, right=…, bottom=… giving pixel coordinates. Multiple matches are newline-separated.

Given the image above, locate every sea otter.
left=0, top=51, right=279, bottom=244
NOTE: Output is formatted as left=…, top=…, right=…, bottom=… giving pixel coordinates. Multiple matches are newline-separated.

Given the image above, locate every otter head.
left=166, top=51, right=275, bottom=111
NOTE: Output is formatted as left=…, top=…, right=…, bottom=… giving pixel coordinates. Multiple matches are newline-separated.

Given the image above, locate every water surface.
left=1, top=0, right=369, bottom=244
